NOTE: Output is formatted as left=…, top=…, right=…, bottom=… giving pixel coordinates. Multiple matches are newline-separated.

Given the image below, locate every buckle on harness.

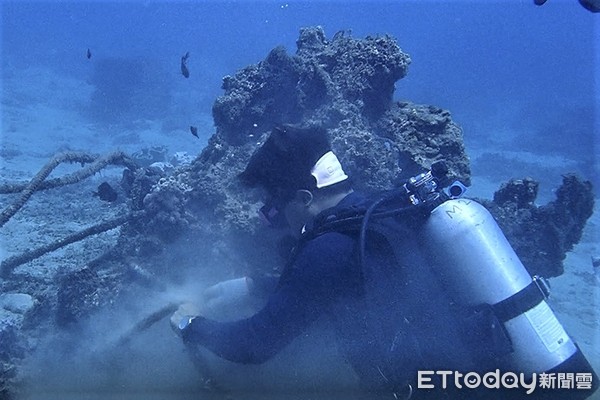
left=533, top=275, right=550, bottom=299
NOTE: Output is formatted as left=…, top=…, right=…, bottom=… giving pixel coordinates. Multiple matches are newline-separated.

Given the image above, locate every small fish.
left=86, top=48, right=92, bottom=59
left=535, top=0, right=599, bottom=11
left=579, top=0, right=600, bottom=12
left=190, top=125, right=199, bottom=138
left=93, top=182, right=118, bottom=202
left=181, top=52, right=190, bottom=78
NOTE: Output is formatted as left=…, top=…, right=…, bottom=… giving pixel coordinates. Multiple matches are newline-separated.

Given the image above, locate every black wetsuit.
left=183, top=194, right=363, bottom=362
left=184, top=190, right=598, bottom=400
left=182, top=193, right=479, bottom=397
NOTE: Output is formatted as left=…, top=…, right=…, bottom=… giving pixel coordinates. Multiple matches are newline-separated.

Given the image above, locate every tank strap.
left=492, top=275, right=551, bottom=323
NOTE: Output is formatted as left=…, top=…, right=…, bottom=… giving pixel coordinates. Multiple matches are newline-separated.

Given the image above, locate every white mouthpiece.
left=311, top=151, right=348, bottom=189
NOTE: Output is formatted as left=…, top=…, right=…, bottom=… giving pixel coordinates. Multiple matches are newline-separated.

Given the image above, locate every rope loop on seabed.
left=0, top=211, right=146, bottom=278
left=0, top=150, right=139, bottom=228
left=0, top=150, right=142, bottom=278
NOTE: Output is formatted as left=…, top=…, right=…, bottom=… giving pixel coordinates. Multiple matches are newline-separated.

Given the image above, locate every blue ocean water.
left=1, top=1, right=599, bottom=399
left=1, top=0, right=598, bottom=197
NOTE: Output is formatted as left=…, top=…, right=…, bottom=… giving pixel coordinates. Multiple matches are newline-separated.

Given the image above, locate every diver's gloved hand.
left=170, top=302, right=201, bottom=337
left=202, top=277, right=254, bottom=310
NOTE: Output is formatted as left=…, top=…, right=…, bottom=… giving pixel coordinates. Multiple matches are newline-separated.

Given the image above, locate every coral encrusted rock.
left=189, top=26, right=470, bottom=233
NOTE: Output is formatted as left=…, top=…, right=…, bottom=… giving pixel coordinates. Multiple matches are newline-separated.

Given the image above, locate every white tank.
left=420, top=198, right=576, bottom=373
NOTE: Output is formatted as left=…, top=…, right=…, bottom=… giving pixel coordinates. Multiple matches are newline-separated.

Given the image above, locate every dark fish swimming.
left=579, top=0, right=600, bottom=12
left=93, top=182, right=118, bottom=202
left=86, top=48, right=92, bottom=59
left=534, top=0, right=599, bottom=11
left=190, top=125, right=199, bottom=138
left=181, top=52, right=190, bottom=78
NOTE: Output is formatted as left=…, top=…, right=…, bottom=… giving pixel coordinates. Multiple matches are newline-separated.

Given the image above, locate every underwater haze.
left=1, top=0, right=599, bottom=399
left=2, top=0, right=598, bottom=183
left=1, top=0, right=598, bottom=197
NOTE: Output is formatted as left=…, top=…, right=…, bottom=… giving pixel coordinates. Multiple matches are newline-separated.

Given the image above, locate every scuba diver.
left=171, top=124, right=598, bottom=399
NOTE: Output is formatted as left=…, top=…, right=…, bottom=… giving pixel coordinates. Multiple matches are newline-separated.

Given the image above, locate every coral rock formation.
left=0, top=26, right=596, bottom=399
left=480, top=175, right=594, bottom=277
left=190, top=26, right=470, bottom=233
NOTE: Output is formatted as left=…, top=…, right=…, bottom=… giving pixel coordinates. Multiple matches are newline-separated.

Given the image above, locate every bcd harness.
left=290, top=161, right=554, bottom=392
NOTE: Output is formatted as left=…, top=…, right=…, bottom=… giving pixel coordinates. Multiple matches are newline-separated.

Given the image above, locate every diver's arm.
left=182, top=284, right=318, bottom=364
left=201, top=273, right=279, bottom=309
left=248, top=272, right=280, bottom=297
left=181, top=232, right=356, bottom=364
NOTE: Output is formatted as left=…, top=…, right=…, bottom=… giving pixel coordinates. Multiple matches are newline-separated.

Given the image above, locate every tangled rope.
left=0, top=151, right=138, bottom=228
left=0, top=150, right=143, bottom=277
left=0, top=211, right=145, bottom=278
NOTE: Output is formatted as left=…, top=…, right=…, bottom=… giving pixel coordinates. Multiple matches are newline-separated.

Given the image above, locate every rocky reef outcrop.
left=480, top=175, right=595, bottom=277
left=186, top=26, right=470, bottom=235
left=0, top=26, right=595, bottom=398
left=50, top=26, right=594, bottom=319
left=10, top=26, right=475, bottom=342
left=122, top=26, right=594, bottom=283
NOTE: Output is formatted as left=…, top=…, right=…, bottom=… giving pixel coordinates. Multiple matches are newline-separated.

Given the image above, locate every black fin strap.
left=492, top=276, right=550, bottom=323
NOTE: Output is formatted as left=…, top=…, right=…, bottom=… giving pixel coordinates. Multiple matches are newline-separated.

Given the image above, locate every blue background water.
left=2, top=1, right=596, bottom=102
left=2, top=0, right=598, bottom=199
left=3, top=1, right=596, bottom=111
left=1, top=2, right=596, bottom=140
